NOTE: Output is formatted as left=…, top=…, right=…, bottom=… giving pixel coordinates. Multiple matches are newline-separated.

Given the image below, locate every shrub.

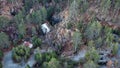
left=18, top=20, right=26, bottom=39
left=112, top=43, right=119, bottom=55
left=72, top=32, right=82, bottom=52
left=43, top=58, right=61, bottom=68
left=35, top=53, right=43, bottom=64
left=25, top=64, right=30, bottom=68
left=85, top=21, right=102, bottom=40
left=27, top=7, right=47, bottom=25
left=32, top=36, right=42, bottom=48
left=83, top=60, right=98, bottom=68
left=0, top=62, right=2, bottom=68
left=0, top=50, right=3, bottom=60
left=12, top=46, right=31, bottom=63
left=85, top=47, right=100, bottom=63
left=0, top=16, right=10, bottom=30
left=0, top=32, right=11, bottom=49
left=67, top=23, right=73, bottom=29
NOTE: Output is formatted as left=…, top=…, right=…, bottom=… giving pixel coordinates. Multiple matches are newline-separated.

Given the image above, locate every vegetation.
left=85, top=47, right=100, bottom=63
left=12, top=46, right=31, bottom=62
left=1, top=0, right=120, bottom=68
left=72, top=31, right=82, bottom=52
left=18, top=20, right=26, bottom=39
left=0, top=32, right=11, bottom=49
left=32, top=36, right=42, bottom=48
left=43, top=58, right=61, bottom=68
left=0, top=50, right=3, bottom=60
left=0, top=62, right=2, bottom=68
left=0, top=16, right=10, bottom=30
left=83, top=60, right=98, bottom=68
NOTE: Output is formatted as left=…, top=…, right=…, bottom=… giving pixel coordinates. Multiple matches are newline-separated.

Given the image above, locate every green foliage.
left=18, top=20, right=26, bottom=38
left=40, top=7, right=47, bottom=22
left=31, top=26, right=37, bottom=36
left=25, top=64, right=31, bottom=68
left=27, top=7, right=47, bottom=25
left=0, top=50, right=3, bottom=60
left=47, top=6, right=54, bottom=20
left=12, top=45, right=31, bottom=62
left=79, top=0, right=89, bottom=13
left=0, top=32, right=11, bottom=49
left=35, top=53, right=43, bottom=64
left=14, top=11, right=25, bottom=25
left=85, top=21, right=102, bottom=40
left=100, top=0, right=111, bottom=11
left=85, top=47, right=100, bottom=63
left=103, top=26, right=114, bottom=47
left=72, top=31, right=82, bottom=52
left=0, top=16, right=10, bottom=29
left=83, top=60, right=98, bottom=68
left=67, top=22, right=73, bottom=29
left=95, top=37, right=102, bottom=48
left=42, top=51, right=57, bottom=62
left=68, top=0, right=79, bottom=23
left=24, top=0, right=39, bottom=12
left=32, top=36, right=42, bottom=48
left=115, top=0, right=120, bottom=9
left=0, top=62, right=2, bottom=68
left=43, top=58, right=61, bottom=68
left=87, top=40, right=95, bottom=47
left=112, top=43, right=119, bottom=55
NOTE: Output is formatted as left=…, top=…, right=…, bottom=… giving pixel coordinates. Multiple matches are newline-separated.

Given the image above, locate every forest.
left=0, top=0, right=120, bottom=68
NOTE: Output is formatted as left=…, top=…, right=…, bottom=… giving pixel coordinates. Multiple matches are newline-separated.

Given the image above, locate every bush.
left=67, top=23, right=73, bottom=29
left=0, top=50, right=3, bottom=60
left=35, top=53, right=43, bottom=64
left=112, top=43, right=119, bottom=55
left=0, top=32, right=11, bottom=49
left=72, top=31, right=82, bottom=52
left=12, top=45, right=31, bottom=63
left=25, top=64, right=31, bottom=68
left=42, top=51, right=57, bottom=62
left=32, top=36, right=42, bottom=48
left=85, top=47, right=99, bottom=63
left=43, top=58, right=61, bottom=68
left=85, top=21, right=102, bottom=40
left=0, top=62, right=2, bottom=68
left=83, top=60, right=98, bottom=68
left=18, top=21, right=26, bottom=39
left=0, top=16, right=10, bottom=30
left=27, top=7, right=47, bottom=25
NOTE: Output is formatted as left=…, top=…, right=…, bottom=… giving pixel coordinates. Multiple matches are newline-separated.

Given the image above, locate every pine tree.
left=0, top=32, right=11, bottom=49
left=85, top=21, right=102, bottom=40
left=67, top=0, right=79, bottom=26
left=0, top=16, right=10, bottom=30
left=83, top=60, right=98, bottom=68
left=85, top=47, right=100, bottom=63
left=72, top=31, right=82, bottom=52
left=18, top=20, right=26, bottom=38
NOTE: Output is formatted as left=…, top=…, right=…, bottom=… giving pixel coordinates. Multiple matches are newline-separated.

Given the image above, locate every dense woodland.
left=0, top=0, right=120, bottom=68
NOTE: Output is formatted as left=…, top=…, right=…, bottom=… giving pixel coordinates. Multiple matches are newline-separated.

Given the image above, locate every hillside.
left=0, top=0, right=120, bottom=68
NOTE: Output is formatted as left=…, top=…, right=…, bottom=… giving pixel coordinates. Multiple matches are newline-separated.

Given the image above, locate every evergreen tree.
left=47, top=58, right=61, bottom=68
left=18, top=20, right=26, bottom=39
left=35, top=52, right=43, bottom=64
left=85, top=47, right=100, bottom=63
left=14, top=11, right=25, bottom=25
left=85, top=21, right=102, bottom=40
left=68, top=0, right=79, bottom=23
left=0, top=16, right=10, bottom=30
left=0, top=32, right=11, bottom=49
left=72, top=31, right=82, bottom=52
left=40, top=7, right=47, bottom=22
left=83, top=60, right=98, bottom=68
